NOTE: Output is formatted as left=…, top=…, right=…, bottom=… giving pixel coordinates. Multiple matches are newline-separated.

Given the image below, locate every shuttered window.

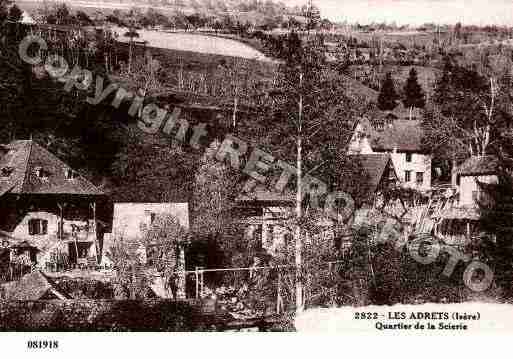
left=28, top=219, right=48, bottom=235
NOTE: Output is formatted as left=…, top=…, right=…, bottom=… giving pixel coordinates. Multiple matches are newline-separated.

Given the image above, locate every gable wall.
left=458, top=174, right=498, bottom=207
left=390, top=152, right=432, bottom=190
left=347, top=123, right=432, bottom=190
left=111, top=202, right=189, bottom=240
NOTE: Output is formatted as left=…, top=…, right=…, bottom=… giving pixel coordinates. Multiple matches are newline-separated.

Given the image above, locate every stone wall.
left=0, top=299, right=211, bottom=331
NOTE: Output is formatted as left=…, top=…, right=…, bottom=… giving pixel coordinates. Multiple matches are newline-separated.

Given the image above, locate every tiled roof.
left=0, top=140, right=103, bottom=196
left=357, top=117, right=424, bottom=152
left=238, top=154, right=394, bottom=206
left=457, top=156, right=499, bottom=176
left=237, top=188, right=295, bottom=204
left=340, top=154, right=395, bottom=205
left=1, top=271, right=70, bottom=300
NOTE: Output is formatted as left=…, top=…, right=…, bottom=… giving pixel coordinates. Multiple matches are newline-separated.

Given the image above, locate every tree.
left=425, top=55, right=513, bottom=160
left=333, top=42, right=350, bottom=74
left=115, top=50, right=162, bottom=117
left=432, top=56, right=452, bottom=106
left=7, top=4, right=22, bottom=22
left=123, top=8, right=141, bottom=73
left=123, top=29, right=139, bottom=74
left=191, top=140, right=241, bottom=241
left=75, top=10, right=92, bottom=26
left=377, top=72, right=399, bottom=111
left=305, top=4, right=321, bottom=30
left=54, top=3, right=71, bottom=25
left=143, top=214, right=188, bottom=299
left=238, top=33, right=366, bottom=314
left=108, top=236, right=150, bottom=299
left=402, top=68, right=426, bottom=117
left=141, top=8, right=168, bottom=28
left=454, top=22, right=462, bottom=40
left=0, top=0, right=12, bottom=22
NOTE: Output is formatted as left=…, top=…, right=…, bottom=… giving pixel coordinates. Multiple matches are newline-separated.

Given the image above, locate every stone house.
left=348, top=114, right=432, bottom=191
left=0, top=140, right=110, bottom=271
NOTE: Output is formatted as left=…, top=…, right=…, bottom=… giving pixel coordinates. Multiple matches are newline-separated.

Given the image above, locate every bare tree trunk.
left=128, top=38, right=133, bottom=74
left=176, top=244, right=186, bottom=299
left=295, top=73, right=304, bottom=315
left=232, top=96, right=238, bottom=130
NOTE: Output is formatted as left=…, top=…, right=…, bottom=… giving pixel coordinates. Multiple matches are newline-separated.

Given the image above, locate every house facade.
left=348, top=114, right=432, bottom=191
left=110, top=202, right=189, bottom=241
left=235, top=189, right=295, bottom=254
left=0, top=140, right=110, bottom=271
left=453, top=156, right=499, bottom=208
left=433, top=156, right=499, bottom=247
left=235, top=154, right=400, bottom=252
left=104, top=179, right=190, bottom=299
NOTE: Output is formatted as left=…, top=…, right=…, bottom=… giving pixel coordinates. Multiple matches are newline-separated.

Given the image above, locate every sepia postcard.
left=1, top=0, right=513, bottom=354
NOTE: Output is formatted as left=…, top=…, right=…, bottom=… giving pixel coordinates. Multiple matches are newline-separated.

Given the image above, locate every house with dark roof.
left=0, top=140, right=110, bottom=271
left=234, top=154, right=399, bottom=253
left=347, top=116, right=432, bottom=191
left=338, top=154, right=399, bottom=208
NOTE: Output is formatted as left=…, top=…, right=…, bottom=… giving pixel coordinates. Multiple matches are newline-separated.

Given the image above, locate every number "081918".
left=27, top=340, right=58, bottom=349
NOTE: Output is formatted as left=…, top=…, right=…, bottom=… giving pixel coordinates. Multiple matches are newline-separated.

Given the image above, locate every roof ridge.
left=32, top=141, right=103, bottom=194
left=19, top=140, right=33, bottom=193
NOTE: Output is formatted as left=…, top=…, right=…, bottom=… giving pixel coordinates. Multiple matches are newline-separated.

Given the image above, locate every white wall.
left=347, top=123, right=432, bottom=190
left=458, top=175, right=498, bottom=207
left=10, top=211, right=97, bottom=266
left=347, top=123, right=373, bottom=155
left=111, top=202, right=189, bottom=240
left=12, top=211, right=59, bottom=240
left=391, top=152, right=432, bottom=190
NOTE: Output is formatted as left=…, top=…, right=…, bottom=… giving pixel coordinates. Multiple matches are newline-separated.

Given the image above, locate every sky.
left=283, top=0, right=513, bottom=26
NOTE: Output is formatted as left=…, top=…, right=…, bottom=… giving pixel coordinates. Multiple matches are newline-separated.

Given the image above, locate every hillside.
left=16, top=0, right=308, bottom=25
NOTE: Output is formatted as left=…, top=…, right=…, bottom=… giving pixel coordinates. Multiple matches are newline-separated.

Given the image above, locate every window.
left=404, top=170, right=411, bottom=182
left=472, top=190, right=489, bottom=204
left=406, top=153, right=412, bottom=162
left=145, top=210, right=156, bottom=225
left=0, top=167, right=13, bottom=177
left=64, top=168, right=76, bottom=180
left=28, top=219, right=48, bottom=235
left=472, top=190, right=481, bottom=203
left=34, top=167, right=48, bottom=178
left=375, top=119, right=384, bottom=131
left=416, top=172, right=424, bottom=185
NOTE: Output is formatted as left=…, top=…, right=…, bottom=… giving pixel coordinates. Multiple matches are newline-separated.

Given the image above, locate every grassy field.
left=112, top=26, right=274, bottom=62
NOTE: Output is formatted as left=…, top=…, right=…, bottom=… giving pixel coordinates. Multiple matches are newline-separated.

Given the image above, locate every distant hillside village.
left=2, top=0, right=513, bottom=326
